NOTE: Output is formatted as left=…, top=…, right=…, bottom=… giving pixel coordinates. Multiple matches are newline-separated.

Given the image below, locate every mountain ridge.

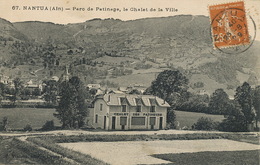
left=0, top=15, right=258, bottom=96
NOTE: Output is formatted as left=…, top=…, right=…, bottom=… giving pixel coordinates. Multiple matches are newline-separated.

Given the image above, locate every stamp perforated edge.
left=207, top=1, right=252, bottom=50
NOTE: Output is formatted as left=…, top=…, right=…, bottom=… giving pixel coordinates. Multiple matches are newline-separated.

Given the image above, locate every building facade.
left=91, top=93, right=169, bottom=130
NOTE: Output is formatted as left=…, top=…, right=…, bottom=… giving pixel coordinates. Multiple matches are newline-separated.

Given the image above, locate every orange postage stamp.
left=209, top=1, right=250, bottom=49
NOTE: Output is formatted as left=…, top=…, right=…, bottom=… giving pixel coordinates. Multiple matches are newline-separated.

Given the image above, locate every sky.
left=0, top=0, right=260, bottom=40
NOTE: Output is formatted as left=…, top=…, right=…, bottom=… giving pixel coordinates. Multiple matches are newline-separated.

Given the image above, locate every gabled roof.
left=96, top=93, right=170, bottom=107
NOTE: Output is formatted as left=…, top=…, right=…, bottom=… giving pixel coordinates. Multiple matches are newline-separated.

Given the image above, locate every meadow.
left=0, top=108, right=224, bottom=130
left=175, top=110, right=225, bottom=129
left=0, top=108, right=60, bottom=130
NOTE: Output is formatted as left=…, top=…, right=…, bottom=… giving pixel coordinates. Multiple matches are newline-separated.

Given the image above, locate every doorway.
left=159, top=117, right=163, bottom=130
left=112, top=116, right=116, bottom=130
left=104, top=116, right=106, bottom=129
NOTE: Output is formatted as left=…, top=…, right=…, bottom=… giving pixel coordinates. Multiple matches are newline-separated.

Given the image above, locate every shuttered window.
left=136, top=105, right=141, bottom=112
left=95, top=115, right=98, bottom=123
left=122, top=105, right=127, bottom=112
left=150, top=106, right=156, bottom=112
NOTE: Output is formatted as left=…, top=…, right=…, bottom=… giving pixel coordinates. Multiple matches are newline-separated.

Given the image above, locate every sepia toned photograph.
left=0, top=0, right=259, bottom=164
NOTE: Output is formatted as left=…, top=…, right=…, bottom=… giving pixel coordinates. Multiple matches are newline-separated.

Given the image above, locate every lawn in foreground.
left=59, top=139, right=260, bottom=165
left=152, top=150, right=260, bottom=165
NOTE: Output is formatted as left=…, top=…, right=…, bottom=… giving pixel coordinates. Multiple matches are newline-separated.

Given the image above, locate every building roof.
left=96, top=93, right=170, bottom=107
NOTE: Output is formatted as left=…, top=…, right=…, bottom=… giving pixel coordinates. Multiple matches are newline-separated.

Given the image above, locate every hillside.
left=0, top=15, right=258, bottom=96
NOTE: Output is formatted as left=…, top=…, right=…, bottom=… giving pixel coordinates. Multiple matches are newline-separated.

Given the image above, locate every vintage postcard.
left=0, top=0, right=259, bottom=164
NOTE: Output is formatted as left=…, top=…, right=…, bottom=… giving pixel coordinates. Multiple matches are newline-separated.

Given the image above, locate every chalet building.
left=90, top=93, right=170, bottom=130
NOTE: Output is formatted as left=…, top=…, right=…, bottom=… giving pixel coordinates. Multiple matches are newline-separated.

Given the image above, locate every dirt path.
left=0, top=129, right=259, bottom=137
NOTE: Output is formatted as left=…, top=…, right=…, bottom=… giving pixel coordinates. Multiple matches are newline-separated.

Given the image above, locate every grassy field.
left=0, top=108, right=60, bottom=130
left=152, top=150, right=260, bottom=165
left=0, top=108, right=224, bottom=130
left=175, top=110, right=225, bottom=129
left=0, top=108, right=225, bottom=131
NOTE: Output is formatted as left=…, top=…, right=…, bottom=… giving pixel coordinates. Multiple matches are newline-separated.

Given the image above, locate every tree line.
left=145, top=70, right=260, bottom=131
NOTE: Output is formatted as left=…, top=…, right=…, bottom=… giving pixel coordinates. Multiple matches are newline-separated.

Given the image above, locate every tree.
left=234, top=82, right=255, bottom=128
left=166, top=107, right=176, bottom=129
left=2, top=117, right=8, bottom=131
left=41, top=120, right=55, bottom=131
left=43, top=80, right=58, bottom=106
left=54, top=76, right=88, bottom=128
left=252, top=86, right=260, bottom=129
left=218, top=101, right=247, bottom=132
left=192, top=117, right=218, bottom=130
left=32, top=88, right=41, bottom=96
left=178, top=93, right=209, bottom=113
left=9, top=78, right=23, bottom=105
left=42, top=41, right=56, bottom=68
left=0, top=83, right=6, bottom=104
left=145, top=70, right=189, bottom=104
left=209, top=89, right=230, bottom=115
left=23, top=124, right=32, bottom=131
left=69, top=76, right=88, bottom=128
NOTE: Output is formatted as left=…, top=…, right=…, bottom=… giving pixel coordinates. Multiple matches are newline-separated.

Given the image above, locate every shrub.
left=192, top=117, right=219, bottom=131
left=218, top=118, right=247, bottom=132
left=166, top=108, right=176, bottom=129
left=23, top=124, right=32, bottom=131
left=41, top=120, right=55, bottom=131
left=0, top=117, right=8, bottom=131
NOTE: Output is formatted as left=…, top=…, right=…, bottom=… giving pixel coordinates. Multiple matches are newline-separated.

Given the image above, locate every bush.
left=192, top=117, right=219, bottom=131
left=23, top=124, right=32, bottom=131
left=218, top=118, right=247, bottom=132
left=0, top=117, right=8, bottom=131
left=41, top=120, right=55, bottom=131
left=166, top=108, right=176, bottom=129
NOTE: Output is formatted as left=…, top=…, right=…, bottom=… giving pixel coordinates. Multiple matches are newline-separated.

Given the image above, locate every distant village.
left=0, top=67, right=148, bottom=107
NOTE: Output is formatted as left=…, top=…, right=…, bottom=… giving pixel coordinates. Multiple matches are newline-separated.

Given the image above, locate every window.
left=136, top=105, right=141, bottom=112
left=120, top=117, right=127, bottom=125
left=150, top=106, right=156, bottom=112
left=120, top=97, right=128, bottom=105
left=122, top=105, right=127, bottom=112
left=131, top=117, right=145, bottom=125
left=150, top=117, right=156, bottom=125
left=95, top=114, right=98, bottom=123
left=100, top=104, right=103, bottom=111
